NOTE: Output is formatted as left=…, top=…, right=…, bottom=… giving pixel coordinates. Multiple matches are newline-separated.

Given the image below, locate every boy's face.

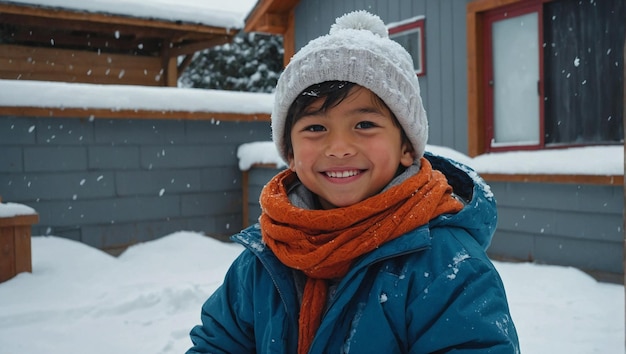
left=288, top=86, right=414, bottom=209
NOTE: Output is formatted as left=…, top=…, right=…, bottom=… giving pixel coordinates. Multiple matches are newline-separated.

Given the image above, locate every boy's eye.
left=356, top=121, right=377, bottom=129
left=304, top=124, right=326, bottom=132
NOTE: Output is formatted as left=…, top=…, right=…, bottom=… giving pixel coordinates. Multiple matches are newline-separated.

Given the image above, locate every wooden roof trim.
left=248, top=13, right=289, bottom=34
left=0, top=2, right=235, bottom=35
left=244, top=0, right=300, bottom=34
left=0, top=106, right=270, bottom=122
left=246, top=0, right=281, bottom=33
left=170, top=36, right=233, bottom=57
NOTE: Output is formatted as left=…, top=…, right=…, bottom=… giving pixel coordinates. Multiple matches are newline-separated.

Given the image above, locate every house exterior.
left=0, top=1, right=272, bottom=253
left=244, top=0, right=624, bottom=282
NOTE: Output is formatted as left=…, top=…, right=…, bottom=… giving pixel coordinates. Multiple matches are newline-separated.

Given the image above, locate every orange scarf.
left=259, top=158, right=463, bottom=354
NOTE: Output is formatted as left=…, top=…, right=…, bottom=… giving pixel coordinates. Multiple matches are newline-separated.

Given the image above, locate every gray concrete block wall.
left=245, top=166, right=623, bottom=278
left=246, top=167, right=284, bottom=227
left=0, top=115, right=271, bottom=251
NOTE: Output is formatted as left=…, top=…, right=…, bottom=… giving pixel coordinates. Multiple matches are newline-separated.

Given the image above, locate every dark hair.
left=283, top=81, right=411, bottom=157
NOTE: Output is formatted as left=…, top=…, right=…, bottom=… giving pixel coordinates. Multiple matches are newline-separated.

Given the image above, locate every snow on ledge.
left=0, top=80, right=274, bottom=115
left=237, top=141, right=287, bottom=171
left=237, top=141, right=623, bottom=177
left=0, top=202, right=37, bottom=218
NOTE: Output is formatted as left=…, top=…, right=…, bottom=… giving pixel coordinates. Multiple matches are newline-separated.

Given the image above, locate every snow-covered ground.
left=0, top=231, right=623, bottom=354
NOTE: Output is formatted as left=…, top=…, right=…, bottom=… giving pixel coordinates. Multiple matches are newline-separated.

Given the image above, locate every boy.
left=188, top=10, right=519, bottom=353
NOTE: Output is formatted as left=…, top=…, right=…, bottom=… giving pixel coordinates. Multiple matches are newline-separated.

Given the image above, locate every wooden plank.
left=0, top=44, right=164, bottom=86
left=0, top=227, right=15, bottom=283
left=0, top=44, right=162, bottom=66
left=0, top=214, right=39, bottom=227
left=466, top=2, right=483, bottom=157
left=467, top=0, right=521, bottom=13
left=14, top=226, right=32, bottom=274
left=283, top=9, right=296, bottom=66
left=162, top=43, right=178, bottom=87
left=245, top=0, right=277, bottom=33
left=481, top=173, right=623, bottom=186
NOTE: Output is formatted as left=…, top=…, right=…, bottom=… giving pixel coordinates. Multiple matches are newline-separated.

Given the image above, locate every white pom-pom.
left=330, top=10, right=388, bottom=38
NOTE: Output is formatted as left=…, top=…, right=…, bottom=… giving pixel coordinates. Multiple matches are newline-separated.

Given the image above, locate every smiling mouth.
left=324, top=170, right=362, bottom=178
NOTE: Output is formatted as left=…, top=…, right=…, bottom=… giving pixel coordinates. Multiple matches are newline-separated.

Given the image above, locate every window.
left=470, top=0, right=624, bottom=154
left=388, top=16, right=426, bottom=76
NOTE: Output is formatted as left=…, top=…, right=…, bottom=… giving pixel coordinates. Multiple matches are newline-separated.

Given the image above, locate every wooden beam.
left=481, top=173, right=623, bottom=186
left=245, top=0, right=301, bottom=34
left=169, top=36, right=232, bottom=57
left=245, top=0, right=277, bottom=33
left=0, top=106, right=271, bottom=122
left=466, top=4, right=483, bottom=157
left=283, top=9, right=296, bottom=66
left=177, top=54, right=194, bottom=79
left=164, top=56, right=178, bottom=87
left=251, top=13, right=290, bottom=34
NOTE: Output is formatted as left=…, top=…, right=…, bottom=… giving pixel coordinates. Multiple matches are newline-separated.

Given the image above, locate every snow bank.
left=237, top=141, right=623, bottom=176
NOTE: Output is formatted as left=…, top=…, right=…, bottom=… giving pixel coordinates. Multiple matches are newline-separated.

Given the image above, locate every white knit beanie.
left=272, top=10, right=428, bottom=164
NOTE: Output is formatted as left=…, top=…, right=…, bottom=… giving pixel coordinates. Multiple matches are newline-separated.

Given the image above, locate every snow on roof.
left=0, top=79, right=621, bottom=178
left=0, top=79, right=274, bottom=115
left=237, top=141, right=624, bottom=177
left=3, top=0, right=259, bottom=29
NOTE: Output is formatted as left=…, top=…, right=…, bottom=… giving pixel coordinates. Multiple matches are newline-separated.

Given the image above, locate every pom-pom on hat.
left=272, top=10, right=428, bottom=164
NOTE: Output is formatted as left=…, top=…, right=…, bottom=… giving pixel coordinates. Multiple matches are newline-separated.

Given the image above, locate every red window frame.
left=388, top=16, right=426, bottom=76
left=482, top=0, right=545, bottom=153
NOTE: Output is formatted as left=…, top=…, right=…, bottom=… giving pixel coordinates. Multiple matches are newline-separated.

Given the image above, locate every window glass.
left=491, top=12, right=540, bottom=146
left=543, top=0, right=624, bottom=146
left=388, top=17, right=425, bottom=76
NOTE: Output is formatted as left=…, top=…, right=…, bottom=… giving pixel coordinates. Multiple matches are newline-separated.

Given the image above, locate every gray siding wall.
left=246, top=166, right=623, bottom=277
left=293, top=0, right=470, bottom=154
left=0, top=115, right=271, bottom=251
left=488, top=181, right=623, bottom=276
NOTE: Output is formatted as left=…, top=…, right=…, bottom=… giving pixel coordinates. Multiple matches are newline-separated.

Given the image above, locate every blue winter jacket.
left=188, top=154, right=520, bottom=353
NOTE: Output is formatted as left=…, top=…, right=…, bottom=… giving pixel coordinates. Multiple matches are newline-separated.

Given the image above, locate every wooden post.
left=242, top=169, right=250, bottom=229
left=0, top=204, right=38, bottom=283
